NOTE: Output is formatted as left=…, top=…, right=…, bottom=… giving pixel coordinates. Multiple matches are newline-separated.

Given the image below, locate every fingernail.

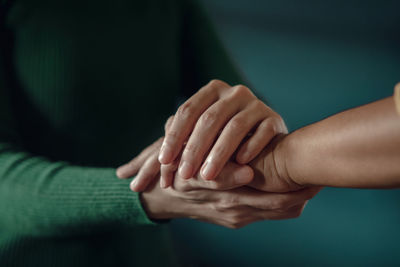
left=160, top=177, right=167, bottom=188
left=158, top=143, right=172, bottom=164
left=201, top=160, right=216, bottom=180
left=116, top=165, right=129, bottom=178
left=178, top=161, right=193, bottom=179
left=234, top=167, right=253, bottom=184
left=130, top=179, right=138, bottom=191
left=239, top=152, right=251, bottom=164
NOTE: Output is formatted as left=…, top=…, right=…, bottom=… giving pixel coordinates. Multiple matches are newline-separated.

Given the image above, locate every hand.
left=158, top=80, right=287, bottom=187
left=116, top=137, right=163, bottom=191
left=116, top=117, right=174, bottom=191
left=141, top=161, right=321, bottom=229
left=248, top=134, right=321, bottom=193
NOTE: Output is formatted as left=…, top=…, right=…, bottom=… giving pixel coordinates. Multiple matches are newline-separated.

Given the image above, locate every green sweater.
left=0, top=0, right=243, bottom=266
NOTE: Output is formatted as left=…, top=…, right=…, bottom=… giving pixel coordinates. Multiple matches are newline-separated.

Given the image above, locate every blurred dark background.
left=171, top=0, right=400, bottom=266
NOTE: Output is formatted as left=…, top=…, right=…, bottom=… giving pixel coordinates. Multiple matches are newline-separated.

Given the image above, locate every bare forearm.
left=284, top=96, right=400, bottom=188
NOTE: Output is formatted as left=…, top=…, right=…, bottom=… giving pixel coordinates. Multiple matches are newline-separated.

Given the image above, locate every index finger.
left=158, top=80, right=230, bottom=165
left=176, top=161, right=254, bottom=191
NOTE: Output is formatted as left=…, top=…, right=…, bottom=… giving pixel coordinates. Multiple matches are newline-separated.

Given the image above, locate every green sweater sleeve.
left=0, top=57, right=155, bottom=237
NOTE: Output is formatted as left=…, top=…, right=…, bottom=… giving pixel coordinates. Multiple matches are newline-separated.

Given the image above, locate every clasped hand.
left=116, top=80, right=321, bottom=228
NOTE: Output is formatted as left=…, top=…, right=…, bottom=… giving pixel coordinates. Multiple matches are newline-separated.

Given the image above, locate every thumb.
left=217, top=163, right=254, bottom=189
left=190, top=161, right=254, bottom=190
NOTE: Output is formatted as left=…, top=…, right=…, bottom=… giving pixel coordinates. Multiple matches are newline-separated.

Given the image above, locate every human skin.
left=118, top=83, right=399, bottom=227
left=115, top=80, right=322, bottom=226
left=122, top=83, right=400, bottom=191
left=249, top=92, right=400, bottom=191
left=158, top=80, right=287, bottom=187
left=118, top=137, right=321, bottom=228
left=153, top=83, right=400, bottom=192
left=117, top=80, right=286, bottom=191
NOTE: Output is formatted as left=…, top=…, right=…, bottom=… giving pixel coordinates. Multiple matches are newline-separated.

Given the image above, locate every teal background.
left=171, top=1, right=400, bottom=266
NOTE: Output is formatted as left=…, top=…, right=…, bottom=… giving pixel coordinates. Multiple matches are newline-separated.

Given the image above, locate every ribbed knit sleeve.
left=0, top=56, right=155, bottom=237
left=0, top=149, right=155, bottom=235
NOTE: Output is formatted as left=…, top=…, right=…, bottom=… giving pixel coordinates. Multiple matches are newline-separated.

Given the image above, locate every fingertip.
left=200, top=161, right=217, bottom=180
left=177, top=161, right=193, bottom=180
left=162, top=183, right=171, bottom=189
left=117, top=162, right=141, bottom=179
left=160, top=177, right=168, bottom=188
left=130, top=179, right=140, bottom=192
left=236, top=151, right=250, bottom=165
left=236, top=144, right=257, bottom=164
left=245, top=165, right=255, bottom=182
left=234, top=165, right=254, bottom=184
left=158, top=145, right=173, bottom=164
left=158, top=154, right=166, bottom=164
left=116, top=169, right=124, bottom=179
left=116, top=166, right=129, bottom=179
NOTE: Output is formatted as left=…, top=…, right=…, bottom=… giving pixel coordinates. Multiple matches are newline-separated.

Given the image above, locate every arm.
left=250, top=90, right=400, bottom=191
left=0, top=39, right=153, bottom=237
left=119, top=137, right=320, bottom=228
left=285, top=95, right=400, bottom=188
left=119, top=0, right=285, bottom=189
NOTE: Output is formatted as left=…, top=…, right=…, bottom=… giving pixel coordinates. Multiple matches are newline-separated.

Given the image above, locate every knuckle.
left=177, top=101, right=195, bottom=119
left=199, top=110, right=219, bottom=128
left=178, top=182, right=192, bottom=192
left=269, top=115, right=287, bottom=134
left=272, top=115, right=284, bottom=129
left=166, top=130, right=179, bottom=141
left=215, top=202, right=229, bottom=212
left=164, top=116, right=174, bottom=131
left=270, top=198, right=287, bottom=210
left=262, top=120, right=277, bottom=136
left=208, top=79, right=226, bottom=88
left=229, top=117, right=247, bottom=132
left=292, top=209, right=303, bottom=218
left=253, top=99, right=269, bottom=113
left=161, top=163, right=177, bottom=176
left=231, top=84, right=251, bottom=97
left=219, top=196, right=237, bottom=210
left=210, top=202, right=224, bottom=213
left=212, top=180, right=228, bottom=190
left=209, top=202, right=218, bottom=210
left=173, top=178, right=187, bottom=192
left=205, top=180, right=220, bottom=190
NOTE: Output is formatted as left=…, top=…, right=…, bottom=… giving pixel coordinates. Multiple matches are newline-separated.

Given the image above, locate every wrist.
left=140, top=190, right=174, bottom=220
left=278, top=129, right=310, bottom=187
left=140, top=186, right=191, bottom=220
